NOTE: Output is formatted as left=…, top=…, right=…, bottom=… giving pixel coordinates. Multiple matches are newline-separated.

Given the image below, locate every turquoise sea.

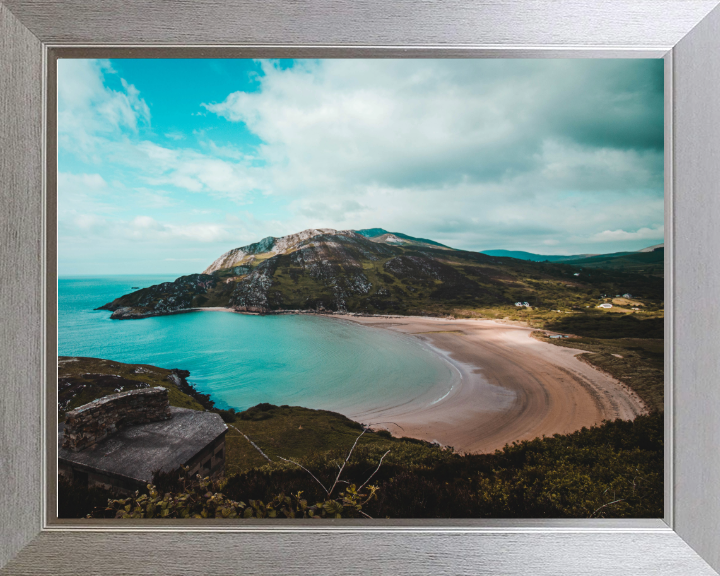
left=58, top=276, right=453, bottom=413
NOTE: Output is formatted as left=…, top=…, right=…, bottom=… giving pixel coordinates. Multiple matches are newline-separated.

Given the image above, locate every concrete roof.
left=58, top=407, right=227, bottom=484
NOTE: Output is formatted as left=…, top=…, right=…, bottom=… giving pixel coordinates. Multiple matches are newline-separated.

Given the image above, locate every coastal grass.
left=61, top=411, right=664, bottom=519
left=219, top=410, right=663, bottom=518
left=58, top=356, right=206, bottom=420
left=223, top=403, right=407, bottom=476
left=532, top=335, right=664, bottom=413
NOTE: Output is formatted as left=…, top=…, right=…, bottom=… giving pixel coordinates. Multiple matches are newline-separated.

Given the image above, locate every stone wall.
left=62, top=387, right=171, bottom=452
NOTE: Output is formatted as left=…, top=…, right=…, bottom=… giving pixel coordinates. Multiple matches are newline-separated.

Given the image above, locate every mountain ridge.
left=98, top=228, right=664, bottom=320
left=481, top=243, right=663, bottom=263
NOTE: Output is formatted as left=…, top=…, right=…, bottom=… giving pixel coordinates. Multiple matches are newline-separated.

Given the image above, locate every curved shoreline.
left=331, top=315, right=648, bottom=454
left=94, top=304, right=648, bottom=454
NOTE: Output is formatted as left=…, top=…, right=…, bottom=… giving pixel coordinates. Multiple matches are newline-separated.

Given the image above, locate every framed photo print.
left=2, top=1, right=720, bottom=574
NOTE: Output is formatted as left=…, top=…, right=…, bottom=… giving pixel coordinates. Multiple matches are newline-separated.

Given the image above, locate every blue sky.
left=58, top=58, right=664, bottom=275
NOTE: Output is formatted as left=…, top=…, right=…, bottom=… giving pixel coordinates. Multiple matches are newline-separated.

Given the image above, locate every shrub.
left=87, top=474, right=378, bottom=519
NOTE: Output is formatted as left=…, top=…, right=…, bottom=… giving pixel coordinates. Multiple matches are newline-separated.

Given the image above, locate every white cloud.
left=590, top=226, right=664, bottom=243
left=57, top=59, right=665, bottom=273
left=58, top=60, right=150, bottom=157
left=202, top=59, right=664, bottom=252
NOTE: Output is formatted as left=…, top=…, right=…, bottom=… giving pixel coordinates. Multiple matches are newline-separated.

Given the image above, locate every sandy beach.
left=333, top=316, right=647, bottom=454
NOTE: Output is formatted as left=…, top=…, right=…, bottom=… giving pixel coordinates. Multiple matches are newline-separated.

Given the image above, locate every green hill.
left=480, top=249, right=598, bottom=262
left=563, top=247, right=664, bottom=276
left=97, top=228, right=664, bottom=320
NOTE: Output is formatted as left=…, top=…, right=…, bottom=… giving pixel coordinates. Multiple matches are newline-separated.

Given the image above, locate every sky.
left=58, top=58, right=664, bottom=275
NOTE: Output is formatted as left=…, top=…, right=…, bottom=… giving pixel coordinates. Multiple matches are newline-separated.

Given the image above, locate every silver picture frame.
left=2, top=1, right=720, bottom=573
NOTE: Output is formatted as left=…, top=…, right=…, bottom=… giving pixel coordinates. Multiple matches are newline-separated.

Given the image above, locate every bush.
left=87, top=474, right=378, bottom=519
left=238, top=403, right=277, bottom=421
left=215, top=408, right=236, bottom=423
left=545, top=315, right=663, bottom=339
left=62, top=413, right=663, bottom=519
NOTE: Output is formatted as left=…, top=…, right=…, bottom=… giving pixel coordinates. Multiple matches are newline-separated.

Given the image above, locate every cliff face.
left=98, top=228, right=665, bottom=319
left=203, top=229, right=339, bottom=274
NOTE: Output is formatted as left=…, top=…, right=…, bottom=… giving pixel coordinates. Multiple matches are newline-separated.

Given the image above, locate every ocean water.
left=58, top=276, right=453, bottom=413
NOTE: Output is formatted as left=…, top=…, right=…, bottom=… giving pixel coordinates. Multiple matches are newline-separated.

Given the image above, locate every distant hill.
left=563, top=246, right=664, bottom=276
left=482, top=244, right=664, bottom=276
left=480, top=250, right=598, bottom=262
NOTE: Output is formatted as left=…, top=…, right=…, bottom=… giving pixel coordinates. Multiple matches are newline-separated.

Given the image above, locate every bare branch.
left=328, top=427, right=368, bottom=496
left=358, top=450, right=391, bottom=492
left=366, top=421, right=405, bottom=432
left=228, top=424, right=272, bottom=463
left=277, top=456, right=329, bottom=495
left=590, top=498, right=626, bottom=518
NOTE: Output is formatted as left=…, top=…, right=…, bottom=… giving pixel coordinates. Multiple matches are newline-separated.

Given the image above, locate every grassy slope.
left=223, top=404, right=412, bottom=476
left=564, top=248, right=664, bottom=277
left=263, top=246, right=663, bottom=316
left=58, top=356, right=206, bottom=420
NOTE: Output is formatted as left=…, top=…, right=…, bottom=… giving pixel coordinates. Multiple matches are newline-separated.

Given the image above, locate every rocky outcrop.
left=97, top=274, right=218, bottom=319
left=165, top=369, right=216, bottom=410
left=203, top=229, right=339, bottom=274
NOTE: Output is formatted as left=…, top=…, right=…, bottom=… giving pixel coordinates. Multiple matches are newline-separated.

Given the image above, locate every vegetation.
left=61, top=411, right=663, bottom=519
left=224, top=403, right=400, bottom=475
left=543, top=314, right=663, bottom=339
left=87, top=476, right=378, bottom=519
left=563, top=247, right=664, bottom=277
left=58, top=357, right=214, bottom=421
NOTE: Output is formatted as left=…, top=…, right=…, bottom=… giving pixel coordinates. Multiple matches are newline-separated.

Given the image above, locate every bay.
left=58, top=276, right=452, bottom=414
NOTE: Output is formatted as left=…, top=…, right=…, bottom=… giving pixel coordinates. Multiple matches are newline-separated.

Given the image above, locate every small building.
left=58, top=387, right=227, bottom=494
left=598, top=303, right=613, bottom=309
left=573, top=273, right=580, bottom=276
left=623, top=293, right=632, bottom=299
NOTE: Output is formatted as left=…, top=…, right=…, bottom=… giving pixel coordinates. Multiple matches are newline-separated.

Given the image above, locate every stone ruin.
left=62, top=387, right=172, bottom=452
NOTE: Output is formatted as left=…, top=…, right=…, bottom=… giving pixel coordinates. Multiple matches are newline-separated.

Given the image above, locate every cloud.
left=164, top=131, right=185, bottom=141
left=133, top=141, right=260, bottom=197
left=58, top=60, right=150, bottom=157
left=57, top=59, right=665, bottom=274
left=590, top=225, right=664, bottom=243
left=201, top=59, right=664, bottom=252
left=60, top=212, right=244, bottom=244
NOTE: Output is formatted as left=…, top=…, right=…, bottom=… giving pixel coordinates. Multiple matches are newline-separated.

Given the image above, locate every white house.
left=598, top=303, right=613, bottom=309
left=623, top=293, right=632, bottom=299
